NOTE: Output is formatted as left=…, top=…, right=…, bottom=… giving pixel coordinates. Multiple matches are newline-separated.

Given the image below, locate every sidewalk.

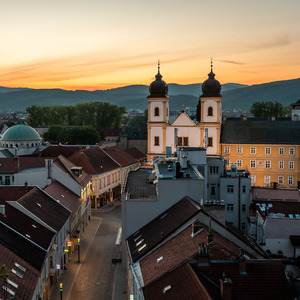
left=49, top=201, right=127, bottom=300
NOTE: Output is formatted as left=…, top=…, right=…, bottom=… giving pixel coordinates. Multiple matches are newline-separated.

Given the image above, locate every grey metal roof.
left=220, top=119, right=300, bottom=145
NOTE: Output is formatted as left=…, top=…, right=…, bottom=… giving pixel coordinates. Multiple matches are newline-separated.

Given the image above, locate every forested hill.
left=0, top=78, right=299, bottom=111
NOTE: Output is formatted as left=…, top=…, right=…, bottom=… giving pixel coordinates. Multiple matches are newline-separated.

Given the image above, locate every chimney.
left=24, top=181, right=28, bottom=192
left=0, top=204, right=5, bottom=215
left=238, top=248, right=247, bottom=274
left=220, top=272, right=232, bottom=300
left=197, top=243, right=210, bottom=264
left=207, top=218, right=213, bottom=243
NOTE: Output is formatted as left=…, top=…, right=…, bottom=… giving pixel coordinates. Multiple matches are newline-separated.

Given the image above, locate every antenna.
left=158, top=59, right=160, bottom=74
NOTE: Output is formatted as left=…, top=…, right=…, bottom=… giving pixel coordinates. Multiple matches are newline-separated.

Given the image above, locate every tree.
left=0, top=264, right=8, bottom=284
left=43, top=125, right=100, bottom=145
left=250, top=101, right=290, bottom=118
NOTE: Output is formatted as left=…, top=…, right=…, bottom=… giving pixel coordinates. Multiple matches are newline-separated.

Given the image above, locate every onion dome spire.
left=148, top=61, right=169, bottom=98
left=200, top=59, right=221, bottom=98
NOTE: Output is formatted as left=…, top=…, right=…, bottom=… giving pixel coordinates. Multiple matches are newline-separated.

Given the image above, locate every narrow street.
left=49, top=204, right=126, bottom=300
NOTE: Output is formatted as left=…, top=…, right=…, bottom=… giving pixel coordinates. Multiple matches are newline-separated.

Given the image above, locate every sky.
left=0, top=0, right=300, bottom=90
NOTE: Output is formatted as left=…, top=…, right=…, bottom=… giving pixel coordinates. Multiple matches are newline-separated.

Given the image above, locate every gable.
left=171, top=112, right=195, bottom=126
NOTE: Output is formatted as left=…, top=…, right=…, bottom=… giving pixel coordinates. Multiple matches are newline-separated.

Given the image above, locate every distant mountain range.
left=0, top=78, right=299, bottom=112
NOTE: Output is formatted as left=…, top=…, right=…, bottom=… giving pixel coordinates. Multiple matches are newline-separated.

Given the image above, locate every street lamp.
left=78, top=238, right=80, bottom=263
left=60, top=283, right=63, bottom=300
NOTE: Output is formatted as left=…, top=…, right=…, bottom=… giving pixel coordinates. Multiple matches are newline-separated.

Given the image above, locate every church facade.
left=147, top=63, right=222, bottom=161
left=146, top=65, right=299, bottom=189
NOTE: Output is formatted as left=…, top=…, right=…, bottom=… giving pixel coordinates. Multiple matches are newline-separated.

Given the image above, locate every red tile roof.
left=143, top=263, right=211, bottom=300
left=124, top=147, right=146, bottom=161
left=139, top=223, right=244, bottom=286
left=0, top=244, right=40, bottom=300
left=39, top=145, right=85, bottom=158
left=15, top=187, right=71, bottom=232
left=0, top=186, right=34, bottom=201
left=252, top=187, right=300, bottom=201
left=0, top=201, right=55, bottom=250
left=127, top=196, right=201, bottom=263
left=54, top=155, right=91, bottom=187
left=68, top=146, right=119, bottom=175
left=195, top=260, right=294, bottom=299
left=44, top=181, right=83, bottom=214
left=102, top=146, right=138, bottom=167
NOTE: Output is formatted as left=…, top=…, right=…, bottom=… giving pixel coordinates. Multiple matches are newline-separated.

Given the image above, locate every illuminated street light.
left=78, top=238, right=80, bottom=263
left=60, top=283, right=63, bottom=300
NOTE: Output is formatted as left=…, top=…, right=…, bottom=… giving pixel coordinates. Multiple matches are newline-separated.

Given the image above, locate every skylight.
left=7, top=278, right=18, bottom=289
left=136, top=239, right=144, bottom=247
left=157, top=256, right=164, bottom=263
left=32, top=224, right=37, bottom=228
left=14, top=262, right=26, bottom=272
left=138, top=244, right=146, bottom=252
left=11, top=268, right=23, bottom=278
left=163, top=285, right=171, bottom=294
left=2, top=285, right=15, bottom=297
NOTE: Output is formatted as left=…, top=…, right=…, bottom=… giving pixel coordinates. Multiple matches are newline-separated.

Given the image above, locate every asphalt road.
left=49, top=205, right=123, bottom=300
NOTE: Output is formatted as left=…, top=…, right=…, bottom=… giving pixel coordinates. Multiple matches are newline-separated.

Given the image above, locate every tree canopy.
left=26, top=102, right=126, bottom=129
left=43, top=125, right=100, bottom=145
left=250, top=101, right=291, bottom=118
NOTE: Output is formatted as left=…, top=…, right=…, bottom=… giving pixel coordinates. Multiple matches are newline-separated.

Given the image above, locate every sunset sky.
left=0, top=0, right=300, bottom=90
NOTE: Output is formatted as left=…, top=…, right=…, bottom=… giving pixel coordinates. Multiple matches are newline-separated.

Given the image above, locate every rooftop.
left=127, top=197, right=201, bottom=263
left=221, top=119, right=300, bottom=145
left=125, top=169, right=157, bottom=200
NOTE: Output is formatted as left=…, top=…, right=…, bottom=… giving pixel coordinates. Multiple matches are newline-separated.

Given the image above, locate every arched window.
left=208, top=107, right=213, bottom=116
left=154, top=107, right=160, bottom=116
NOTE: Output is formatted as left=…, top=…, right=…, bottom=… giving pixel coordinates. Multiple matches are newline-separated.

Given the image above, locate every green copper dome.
left=1, top=125, right=41, bottom=141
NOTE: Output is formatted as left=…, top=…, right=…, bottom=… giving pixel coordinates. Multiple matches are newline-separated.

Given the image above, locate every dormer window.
left=154, top=107, right=160, bottom=116
left=71, top=166, right=83, bottom=177
left=208, top=107, right=213, bottom=116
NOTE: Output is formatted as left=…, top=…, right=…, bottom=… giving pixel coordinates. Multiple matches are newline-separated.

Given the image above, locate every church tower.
left=147, top=63, right=169, bottom=162
left=197, top=61, right=222, bottom=156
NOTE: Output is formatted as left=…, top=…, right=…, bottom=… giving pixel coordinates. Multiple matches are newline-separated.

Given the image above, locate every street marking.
left=115, top=227, right=122, bottom=245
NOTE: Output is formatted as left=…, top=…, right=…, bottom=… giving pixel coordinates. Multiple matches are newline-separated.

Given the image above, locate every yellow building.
left=146, top=64, right=300, bottom=188
left=220, top=118, right=300, bottom=188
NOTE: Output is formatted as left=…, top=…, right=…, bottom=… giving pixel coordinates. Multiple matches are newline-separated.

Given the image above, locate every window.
left=289, top=148, right=295, bottom=155
left=237, top=147, right=243, bottom=154
left=209, top=166, right=219, bottom=174
left=265, top=147, right=271, bottom=155
left=250, top=160, right=256, bottom=168
left=5, top=176, right=10, bottom=185
left=264, top=176, right=271, bottom=184
left=236, top=160, right=243, bottom=167
left=289, top=161, right=294, bottom=169
left=265, top=160, right=271, bottom=168
left=227, top=185, right=234, bottom=193
left=210, top=185, right=216, bottom=196
left=178, top=137, right=189, bottom=147
left=288, top=176, right=294, bottom=185
left=278, top=176, right=284, bottom=184
left=242, top=204, right=246, bottom=212
left=251, top=175, right=256, bottom=184
left=0, top=176, right=2, bottom=184
left=250, top=147, right=256, bottom=154
left=279, top=161, right=284, bottom=169
left=241, top=223, right=246, bottom=230
left=242, top=186, right=246, bottom=193
left=227, top=204, right=234, bottom=211
left=224, top=146, right=230, bottom=154
left=154, top=107, right=160, bottom=116
left=279, top=147, right=284, bottom=155
left=208, top=137, right=213, bottom=147
left=207, top=107, right=213, bottom=116
left=154, top=136, right=159, bottom=146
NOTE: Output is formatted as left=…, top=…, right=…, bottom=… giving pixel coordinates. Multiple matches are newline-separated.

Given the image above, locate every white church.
left=147, top=63, right=222, bottom=162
